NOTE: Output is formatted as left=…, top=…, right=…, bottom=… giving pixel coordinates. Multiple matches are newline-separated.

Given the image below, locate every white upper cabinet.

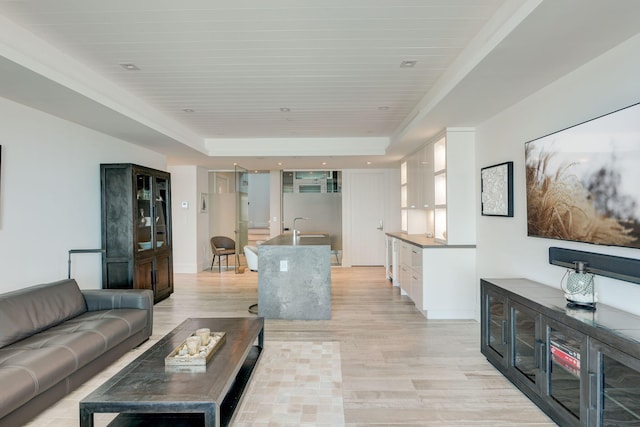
left=399, top=128, right=476, bottom=245
left=439, top=129, right=476, bottom=245
left=422, top=145, right=434, bottom=209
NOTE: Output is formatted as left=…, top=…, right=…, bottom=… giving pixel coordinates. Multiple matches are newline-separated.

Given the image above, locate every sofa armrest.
left=81, top=289, right=153, bottom=335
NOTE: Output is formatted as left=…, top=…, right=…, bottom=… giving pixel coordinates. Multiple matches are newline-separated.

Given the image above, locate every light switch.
left=181, top=201, right=189, bottom=208
left=280, top=260, right=288, bottom=272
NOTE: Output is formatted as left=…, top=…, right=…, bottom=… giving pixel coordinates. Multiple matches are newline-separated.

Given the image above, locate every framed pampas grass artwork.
left=525, top=102, right=640, bottom=248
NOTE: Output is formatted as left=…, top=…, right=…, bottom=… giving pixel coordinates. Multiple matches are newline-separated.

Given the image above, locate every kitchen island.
left=258, top=233, right=331, bottom=320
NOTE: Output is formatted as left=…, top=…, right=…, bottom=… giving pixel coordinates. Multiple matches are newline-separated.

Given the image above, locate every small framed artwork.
left=481, top=161, right=514, bottom=217
left=200, top=193, right=208, bottom=213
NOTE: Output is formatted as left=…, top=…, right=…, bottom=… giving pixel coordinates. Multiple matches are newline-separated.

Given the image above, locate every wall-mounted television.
left=525, top=102, right=640, bottom=249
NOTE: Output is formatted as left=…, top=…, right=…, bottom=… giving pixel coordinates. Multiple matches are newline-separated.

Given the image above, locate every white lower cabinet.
left=392, top=236, right=476, bottom=319
left=410, top=267, right=423, bottom=310
left=397, top=241, right=411, bottom=297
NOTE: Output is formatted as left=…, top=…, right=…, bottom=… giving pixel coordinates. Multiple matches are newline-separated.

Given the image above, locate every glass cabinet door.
left=590, top=339, right=640, bottom=426
left=485, top=291, right=508, bottom=365
left=154, top=175, right=169, bottom=249
left=544, top=319, right=586, bottom=425
left=135, top=173, right=153, bottom=252
left=511, top=302, right=539, bottom=389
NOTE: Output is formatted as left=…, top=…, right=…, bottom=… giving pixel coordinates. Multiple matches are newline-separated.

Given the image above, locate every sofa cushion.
left=53, top=309, right=149, bottom=353
left=0, top=346, right=79, bottom=418
left=0, top=308, right=148, bottom=419
left=0, top=279, right=87, bottom=348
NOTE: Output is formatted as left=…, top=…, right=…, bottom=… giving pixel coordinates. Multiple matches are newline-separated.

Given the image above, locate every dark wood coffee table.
left=79, top=317, right=264, bottom=427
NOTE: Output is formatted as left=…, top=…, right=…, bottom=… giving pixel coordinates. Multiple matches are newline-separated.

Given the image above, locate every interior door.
left=235, top=165, right=249, bottom=273
left=349, top=171, right=386, bottom=265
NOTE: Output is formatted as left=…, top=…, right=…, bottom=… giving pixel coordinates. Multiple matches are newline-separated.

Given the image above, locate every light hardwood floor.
left=25, top=266, right=556, bottom=426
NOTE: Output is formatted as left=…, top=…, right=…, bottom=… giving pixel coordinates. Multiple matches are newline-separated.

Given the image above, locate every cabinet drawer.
left=411, top=247, right=422, bottom=268
left=399, top=243, right=411, bottom=262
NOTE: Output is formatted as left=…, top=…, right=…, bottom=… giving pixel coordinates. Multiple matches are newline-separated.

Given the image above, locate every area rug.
left=233, top=341, right=345, bottom=426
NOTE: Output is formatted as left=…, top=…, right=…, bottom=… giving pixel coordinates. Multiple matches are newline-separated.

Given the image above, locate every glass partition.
left=235, top=165, right=249, bottom=273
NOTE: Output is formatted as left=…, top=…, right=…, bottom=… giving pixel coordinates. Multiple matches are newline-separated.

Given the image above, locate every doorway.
left=348, top=171, right=386, bottom=266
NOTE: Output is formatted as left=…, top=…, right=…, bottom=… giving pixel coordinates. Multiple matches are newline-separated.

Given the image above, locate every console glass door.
left=548, top=328, right=581, bottom=419
left=512, top=304, right=537, bottom=385
left=135, top=173, right=152, bottom=252
left=601, top=353, right=640, bottom=426
left=154, top=175, right=169, bottom=249
left=487, top=294, right=507, bottom=358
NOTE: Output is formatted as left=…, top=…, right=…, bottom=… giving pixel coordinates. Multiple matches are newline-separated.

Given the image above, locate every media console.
left=481, top=278, right=640, bottom=426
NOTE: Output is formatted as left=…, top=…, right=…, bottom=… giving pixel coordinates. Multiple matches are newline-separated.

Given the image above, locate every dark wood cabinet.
left=481, top=278, right=640, bottom=426
left=101, top=163, right=173, bottom=302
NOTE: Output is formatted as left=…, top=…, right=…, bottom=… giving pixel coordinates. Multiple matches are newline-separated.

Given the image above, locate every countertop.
left=261, top=233, right=331, bottom=247
left=386, top=232, right=476, bottom=249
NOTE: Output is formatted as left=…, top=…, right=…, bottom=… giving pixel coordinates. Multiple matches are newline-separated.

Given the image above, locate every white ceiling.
left=1, top=0, right=639, bottom=170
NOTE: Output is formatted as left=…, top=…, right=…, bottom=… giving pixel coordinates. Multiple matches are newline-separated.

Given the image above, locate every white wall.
left=208, top=171, right=236, bottom=246
left=170, top=166, right=197, bottom=273
left=210, top=193, right=236, bottom=242
left=169, top=165, right=211, bottom=273
left=0, top=97, right=166, bottom=292
left=196, top=167, right=210, bottom=270
left=475, top=33, right=640, bottom=316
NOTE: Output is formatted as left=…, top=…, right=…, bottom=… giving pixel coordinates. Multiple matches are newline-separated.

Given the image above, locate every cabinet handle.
left=537, top=340, right=547, bottom=373
left=588, top=372, right=598, bottom=410
left=501, top=320, right=508, bottom=345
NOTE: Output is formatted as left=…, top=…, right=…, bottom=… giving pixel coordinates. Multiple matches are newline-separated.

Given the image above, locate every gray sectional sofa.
left=0, top=278, right=153, bottom=426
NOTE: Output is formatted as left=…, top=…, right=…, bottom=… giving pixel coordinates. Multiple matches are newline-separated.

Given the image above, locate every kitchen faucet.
left=292, top=217, right=309, bottom=237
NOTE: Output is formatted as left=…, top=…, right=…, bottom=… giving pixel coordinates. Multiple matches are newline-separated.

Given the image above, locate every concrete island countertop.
left=386, top=232, right=476, bottom=249
left=261, top=233, right=331, bottom=246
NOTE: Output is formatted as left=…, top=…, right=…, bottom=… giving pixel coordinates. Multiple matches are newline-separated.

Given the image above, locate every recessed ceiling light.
left=280, top=107, right=290, bottom=112
left=378, top=106, right=389, bottom=110
left=400, top=60, right=417, bottom=68
left=321, top=162, right=327, bottom=166
left=182, top=108, right=195, bottom=113
left=367, top=161, right=372, bottom=165
left=277, top=162, right=283, bottom=166
left=119, top=63, right=140, bottom=71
